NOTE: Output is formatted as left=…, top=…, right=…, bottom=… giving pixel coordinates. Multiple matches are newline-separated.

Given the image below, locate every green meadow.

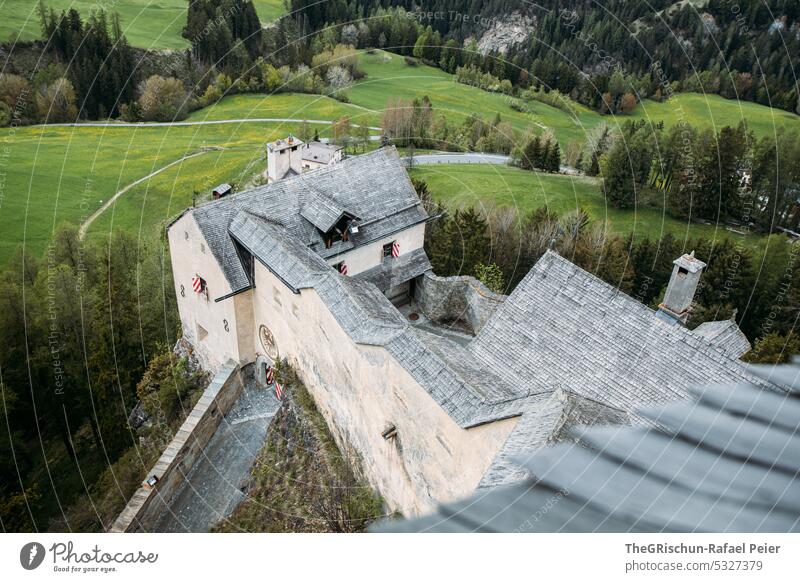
left=0, top=0, right=286, bottom=49
left=353, top=51, right=800, bottom=147
left=2, top=49, right=796, bottom=265
left=410, top=164, right=767, bottom=251
left=0, top=120, right=311, bottom=262
left=186, top=92, right=380, bottom=127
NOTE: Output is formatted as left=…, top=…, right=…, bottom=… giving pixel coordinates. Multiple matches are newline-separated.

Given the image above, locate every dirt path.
left=78, top=147, right=221, bottom=240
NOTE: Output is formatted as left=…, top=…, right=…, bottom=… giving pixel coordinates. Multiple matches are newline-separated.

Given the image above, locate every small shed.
left=212, top=183, right=232, bottom=199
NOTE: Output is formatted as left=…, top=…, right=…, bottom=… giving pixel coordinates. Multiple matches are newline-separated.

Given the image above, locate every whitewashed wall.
left=325, top=222, right=425, bottom=277
left=168, top=213, right=247, bottom=373
left=250, top=260, right=517, bottom=515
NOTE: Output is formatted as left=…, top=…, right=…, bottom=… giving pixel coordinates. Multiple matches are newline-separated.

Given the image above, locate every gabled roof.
left=354, top=248, right=432, bottom=292
left=466, top=250, right=772, bottom=420
left=302, top=140, right=342, bottom=164
left=693, top=319, right=751, bottom=357
left=184, top=147, right=427, bottom=295
left=377, top=361, right=800, bottom=532
left=299, top=189, right=357, bottom=234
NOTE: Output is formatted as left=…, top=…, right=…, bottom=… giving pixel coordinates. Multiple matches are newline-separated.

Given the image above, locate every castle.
left=167, top=146, right=767, bottom=515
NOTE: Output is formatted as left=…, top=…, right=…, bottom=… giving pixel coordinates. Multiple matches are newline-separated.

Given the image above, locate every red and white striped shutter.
left=339, top=262, right=348, bottom=275
left=265, top=365, right=274, bottom=385
left=192, top=276, right=202, bottom=293
left=275, top=382, right=283, bottom=400
left=391, top=240, right=400, bottom=258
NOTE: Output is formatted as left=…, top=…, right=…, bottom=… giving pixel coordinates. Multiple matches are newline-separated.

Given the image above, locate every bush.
left=404, top=56, right=418, bottom=66
left=0, top=73, right=37, bottom=124
left=35, top=78, right=78, bottom=123
left=137, top=75, right=188, bottom=122
left=135, top=351, right=201, bottom=424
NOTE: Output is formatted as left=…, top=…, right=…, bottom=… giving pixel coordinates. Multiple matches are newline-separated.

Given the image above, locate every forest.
left=287, top=0, right=800, bottom=113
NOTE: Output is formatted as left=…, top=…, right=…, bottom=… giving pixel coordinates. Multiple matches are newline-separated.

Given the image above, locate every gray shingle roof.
left=228, top=210, right=330, bottom=292
left=185, top=147, right=427, bottom=295
left=376, top=361, right=800, bottom=532
left=692, top=319, right=752, bottom=357
left=354, top=248, right=432, bottom=292
left=467, top=250, right=771, bottom=420
left=299, top=189, right=355, bottom=234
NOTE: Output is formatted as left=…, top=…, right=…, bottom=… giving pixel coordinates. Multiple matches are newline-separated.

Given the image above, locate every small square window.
left=334, top=261, right=347, bottom=275
left=382, top=242, right=393, bottom=260
left=200, top=243, right=206, bottom=253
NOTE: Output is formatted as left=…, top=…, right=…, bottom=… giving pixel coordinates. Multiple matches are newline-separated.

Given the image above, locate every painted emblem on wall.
left=259, top=324, right=279, bottom=359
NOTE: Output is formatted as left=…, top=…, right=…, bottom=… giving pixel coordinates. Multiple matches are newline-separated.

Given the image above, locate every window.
left=196, top=323, right=208, bottom=341
left=334, top=261, right=347, bottom=276
left=383, top=240, right=398, bottom=261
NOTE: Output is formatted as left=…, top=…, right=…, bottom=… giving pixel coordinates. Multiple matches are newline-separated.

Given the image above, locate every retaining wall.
left=110, top=359, right=242, bottom=532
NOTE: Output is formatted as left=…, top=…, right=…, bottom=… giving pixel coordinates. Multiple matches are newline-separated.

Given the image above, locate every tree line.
left=415, top=179, right=800, bottom=363
left=287, top=0, right=800, bottom=114
left=0, top=227, right=184, bottom=531
left=584, top=119, right=800, bottom=233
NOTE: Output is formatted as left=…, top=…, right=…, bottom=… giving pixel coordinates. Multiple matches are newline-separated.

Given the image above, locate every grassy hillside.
left=354, top=51, right=800, bottom=147
left=0, top=119, right=313, bottom=263
left=186, top=92, right=380, bottom=126
left=0, top=0, right=286, bottom=49
left=410, top=164, right=766, bottom=250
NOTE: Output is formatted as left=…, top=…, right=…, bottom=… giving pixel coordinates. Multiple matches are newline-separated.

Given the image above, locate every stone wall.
left=110, top=360, right=243, bottom=532
left=415, top=272, right=506, bottom=335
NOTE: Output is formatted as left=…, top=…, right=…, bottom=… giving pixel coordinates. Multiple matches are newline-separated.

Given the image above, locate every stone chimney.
left=656, top=251, right=706, bottom=325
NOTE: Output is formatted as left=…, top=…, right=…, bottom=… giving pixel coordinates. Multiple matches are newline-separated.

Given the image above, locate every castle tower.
left=656, top=251, right=706, bottom=325
left=266, top=135, right=303, bottom=182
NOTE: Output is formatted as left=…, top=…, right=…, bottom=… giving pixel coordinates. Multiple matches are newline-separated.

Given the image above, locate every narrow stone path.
left=152, top=376, right=280, bottom=532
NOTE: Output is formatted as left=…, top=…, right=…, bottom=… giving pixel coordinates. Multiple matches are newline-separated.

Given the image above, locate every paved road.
left=153, top=375, right=281, bottom=532
left=405, top=153, right=582, bottom=174
left=46, top=118, right=381, bottom=130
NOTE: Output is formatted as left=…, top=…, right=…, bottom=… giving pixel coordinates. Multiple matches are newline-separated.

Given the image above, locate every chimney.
left=656, top=251, right=706, bottom=325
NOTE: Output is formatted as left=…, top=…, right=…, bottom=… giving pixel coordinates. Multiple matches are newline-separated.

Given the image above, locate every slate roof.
left=693, top=319, right=752, bottom=358
left=178, top=149, right=778, bottom=498
left=376, top=361, right=800, bottom=532
left=467, top=251, right=772, bottom=420
left=354, top=248, right=432, bottom=292
left=185, top=147, right=427, bottom=295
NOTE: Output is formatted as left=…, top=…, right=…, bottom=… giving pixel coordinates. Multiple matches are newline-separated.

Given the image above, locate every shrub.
left=35, top=78, right=78, bottom=123
left=137, top=75, right=188, bottom=122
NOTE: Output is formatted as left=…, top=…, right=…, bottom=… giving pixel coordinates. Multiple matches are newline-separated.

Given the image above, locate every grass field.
left=0, top=119, right=312, bottom=263
left=186, top=92, right=380, bottom=126
left=0, top=0, right=286, bottom=49
left=3, top=48, right=795, bottom=266
left=353, top=51, right=800, bottom=148
left=410, top=164, right=766, bottom=250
